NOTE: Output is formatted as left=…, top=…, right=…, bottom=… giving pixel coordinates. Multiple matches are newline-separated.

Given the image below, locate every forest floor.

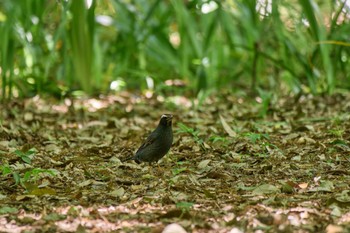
left=0, top=92, right=350, bottom=233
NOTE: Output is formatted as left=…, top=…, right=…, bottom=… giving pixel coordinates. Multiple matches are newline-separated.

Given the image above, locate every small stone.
left=162, top=223, right=187, bottom=233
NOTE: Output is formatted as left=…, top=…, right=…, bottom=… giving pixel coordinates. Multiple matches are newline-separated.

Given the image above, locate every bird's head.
left=159, top=114, right=173, bottom=127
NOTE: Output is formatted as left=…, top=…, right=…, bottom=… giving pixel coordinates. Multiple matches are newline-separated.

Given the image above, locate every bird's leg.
left=155, top=161, right=163, bottom=176
left=148, top=162, right=156, bottom=176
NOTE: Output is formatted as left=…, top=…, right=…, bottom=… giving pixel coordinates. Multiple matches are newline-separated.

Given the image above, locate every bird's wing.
left=137, top=133, right=157, bottom=152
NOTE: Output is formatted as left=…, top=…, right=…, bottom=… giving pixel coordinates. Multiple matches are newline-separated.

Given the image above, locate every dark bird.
left=124, top=114, right=173, bottom=164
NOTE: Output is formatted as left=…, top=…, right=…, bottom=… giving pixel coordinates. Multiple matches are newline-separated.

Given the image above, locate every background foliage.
left=0, top=0, right=350, bottom=100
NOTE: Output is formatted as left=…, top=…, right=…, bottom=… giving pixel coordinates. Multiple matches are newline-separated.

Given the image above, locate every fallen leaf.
left=78, top=180, right=93, bottom=187
left=252, top=184, right=280, bottom=195
left=109, top=187, right=125, bottom=197
left=198, top=159, right=211, bottom=169
left=309, top=180, right=334, bottom=192
left=0, top=206, right=18, bottom=214
left=219, top=115, right=236, bottom=137
left=298, top=183, right=308, bottom=189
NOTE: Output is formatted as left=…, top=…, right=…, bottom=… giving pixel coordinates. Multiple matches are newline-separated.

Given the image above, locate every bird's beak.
left=166, top=115, right=173, bottom=123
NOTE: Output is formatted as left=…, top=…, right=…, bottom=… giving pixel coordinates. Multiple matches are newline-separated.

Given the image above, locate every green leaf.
left=0, top=206, right=18, bottom=214
left=309, top=180, right=334, bottom=192
left=176, top=201, right=194, bottom=211
left=335, top=190, right=350, bottom=203
left=330, top=139, right=348, bottom=147
left=172, top=167, right=187, bottom=176
left=14, top=150, right=24, bottom=157
left=21, top=155, right=32, bottom=164
left=14, top=148, right=36, bottom=164
left=245, top=132, right=270, bottom=143
left=23, top=171, right=32, bottom=182
left=237, top=182, right=256, bottom=191
left=13, top=172, right=21, bottom=185
left=252, top=184, right=280, bottom=195
left=43, top=213, right=67, bottom=221
left=1, top=165, right=12, bottom=175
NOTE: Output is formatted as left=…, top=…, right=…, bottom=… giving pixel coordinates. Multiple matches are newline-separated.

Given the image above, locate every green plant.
left=172, top=167, right=187, bottom=176
left=177, top=122, right=205, bottom=148
left=170, top=161, right=190, bottom=183
left=1, top=147, right=57, bottom=188
left=1, top=0, right=350, bottom=99
left=176, top=201, right=194, bottom=218
left=0, top=164, right=12, bottom=176
left=209, top=135, right=228, bottom=144
left=298, top=0, right=334, bottom=93
left=4, top=166, right=57, bottom=187
left=14, top=148, right=37, bottom=164
left=67, top=0, right=103, bottom=94
left=243, top=131, right=282, bottom=157
left=328, top=129, right=344, bottom=138
left=21, top=168, right=58, bottom=184
left=244, top=132, right=270, bottom=143
left=257, top=88, right=273, bottom=118
left=194, top=90, right=212, bottom=109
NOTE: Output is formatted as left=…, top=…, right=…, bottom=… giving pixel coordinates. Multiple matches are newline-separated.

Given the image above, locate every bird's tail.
left=121, top=156, right=134, bottom=162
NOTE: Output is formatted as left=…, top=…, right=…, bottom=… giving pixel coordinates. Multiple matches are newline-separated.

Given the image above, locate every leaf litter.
left=0, top=93, right=350, bottom=232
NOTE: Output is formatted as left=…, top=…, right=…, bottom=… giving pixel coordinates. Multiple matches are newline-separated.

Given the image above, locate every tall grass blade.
left=298, top=0, right=334, bottom=93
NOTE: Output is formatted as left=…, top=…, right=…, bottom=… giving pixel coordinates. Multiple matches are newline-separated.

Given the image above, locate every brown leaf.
left=219, top=114, right=236, bottom=137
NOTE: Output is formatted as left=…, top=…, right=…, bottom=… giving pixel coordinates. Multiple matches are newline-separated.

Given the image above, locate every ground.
left=0, top=92, right=350, bottom=233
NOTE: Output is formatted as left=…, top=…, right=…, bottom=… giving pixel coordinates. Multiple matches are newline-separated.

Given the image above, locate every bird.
left=123, top=114, right=173, bottom=165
